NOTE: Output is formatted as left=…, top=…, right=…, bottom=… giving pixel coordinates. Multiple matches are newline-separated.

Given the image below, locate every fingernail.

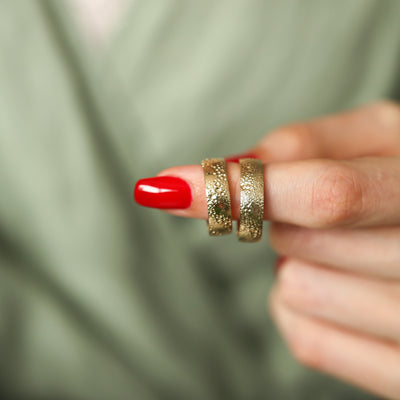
left=274, top=256, right=287, bottom=275
left=134, top=176, right=192, bottom=209
left=225, top=152, right=259, bottom=163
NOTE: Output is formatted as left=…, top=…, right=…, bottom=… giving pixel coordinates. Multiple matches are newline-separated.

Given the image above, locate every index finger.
left=152, top=157, right=400, bottom=229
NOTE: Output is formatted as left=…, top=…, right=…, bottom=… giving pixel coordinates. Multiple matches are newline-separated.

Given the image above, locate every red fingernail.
left=225, top=152, right=259, bottom=163
left=274, top=256, right=287, bottom=275
left=134, top=176, right=192, bottom=209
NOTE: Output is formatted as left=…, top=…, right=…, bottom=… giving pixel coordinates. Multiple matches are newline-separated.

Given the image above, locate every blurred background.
left=0, top=1, right=399, bottom=399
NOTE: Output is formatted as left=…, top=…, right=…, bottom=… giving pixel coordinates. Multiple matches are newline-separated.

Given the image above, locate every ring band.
left=201, top=158, right=232, bottom=236
left=237, top=158, right=264, bottom=242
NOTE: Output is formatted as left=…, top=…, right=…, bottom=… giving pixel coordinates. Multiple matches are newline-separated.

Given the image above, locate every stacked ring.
left=237, top=158, right=264, bottom=242
left=201, top=158, right=233, bottom=236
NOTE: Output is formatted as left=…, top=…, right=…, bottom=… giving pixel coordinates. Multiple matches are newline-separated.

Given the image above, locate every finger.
left=243, top=101, right=400, bottom=163
left=275, top=258, right=400, bottom=343
left=270, top=223, right=400, bottom=279
left=157, top=156, right=400, bottom=228
left=270, top=289, right=400, bottom=399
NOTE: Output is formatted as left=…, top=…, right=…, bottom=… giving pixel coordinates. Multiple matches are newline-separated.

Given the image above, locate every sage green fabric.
left=1, top=1, right=399, bottom=399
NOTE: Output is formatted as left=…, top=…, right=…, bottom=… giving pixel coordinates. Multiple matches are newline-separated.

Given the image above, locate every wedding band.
left=237, top=158, right=264, bottom=242
left=201, top=158, right=232, bottom=236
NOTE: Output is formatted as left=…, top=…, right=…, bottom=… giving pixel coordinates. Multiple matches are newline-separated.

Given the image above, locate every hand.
left=264, top=101, right=400, bottom=400
left=137, top=101, right=400, bottom=399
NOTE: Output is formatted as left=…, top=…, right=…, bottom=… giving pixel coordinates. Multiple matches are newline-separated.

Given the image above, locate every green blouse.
left=1, top=1, right=399, bottom=399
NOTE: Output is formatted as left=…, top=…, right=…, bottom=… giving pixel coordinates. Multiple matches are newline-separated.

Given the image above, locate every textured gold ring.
left=201, top=158, right=232, bottom=236
left=237, top=158, right=264, bottom=242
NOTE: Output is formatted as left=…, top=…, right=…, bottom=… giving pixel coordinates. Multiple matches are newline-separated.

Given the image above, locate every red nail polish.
left=225, top=152, right=259, bottom=163
left=274, top=256, right=287, bottom=275
left=134, top=176, right=192, bottom=209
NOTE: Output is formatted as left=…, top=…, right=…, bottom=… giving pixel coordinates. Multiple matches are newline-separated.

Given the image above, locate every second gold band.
left=237, top=158, right=264, bottom=242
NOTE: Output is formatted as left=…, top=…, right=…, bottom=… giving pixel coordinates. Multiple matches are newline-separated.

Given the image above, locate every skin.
left=158, top=101, right=400, bottom=399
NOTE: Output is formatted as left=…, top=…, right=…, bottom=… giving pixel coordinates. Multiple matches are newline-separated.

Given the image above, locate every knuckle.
left=387, top=288, right=400, bottom=339
left=369, top=101, right=400, bottom=153
left=271, top=123, right=315, bottom=159
left=372, top=100, right=400, bottom=130
left=269, top=223, right=291, bottom=253
left=279, top=263, right=326, bottom=312
left=311, top=163, right=365, bottom=227
left=270, top=223, right=315, bottom=255
left=388, top=285, right=400, bottom=303
left=287, top=320, right=327, bottom=369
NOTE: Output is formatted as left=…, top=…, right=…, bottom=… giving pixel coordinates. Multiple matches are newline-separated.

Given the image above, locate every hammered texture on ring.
left=201, top=158, right=232, bottom=236
left=237, top=158, right=264, bottom=242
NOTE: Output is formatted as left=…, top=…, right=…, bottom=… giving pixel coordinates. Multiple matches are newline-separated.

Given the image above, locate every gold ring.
left=237, top=158, right=264, bottom=242
left=201, top=158, right=232, bottom=236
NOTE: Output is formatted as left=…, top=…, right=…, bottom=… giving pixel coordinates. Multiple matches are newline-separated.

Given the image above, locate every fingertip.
left=156, top=164, right=209, bottom=219
left=154, top=162, right=242, bottom=220
left=134, top=176, right=192, bottom=209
